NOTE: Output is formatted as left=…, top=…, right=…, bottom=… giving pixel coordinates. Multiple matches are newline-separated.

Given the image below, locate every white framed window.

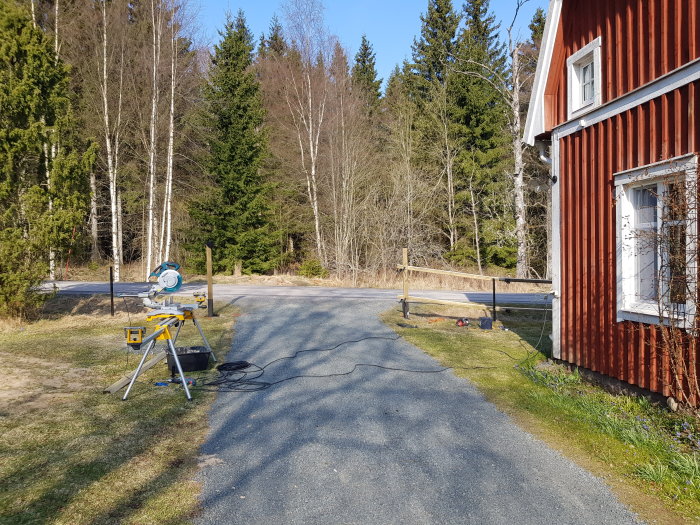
left=615, top=154, right=698, bottom=326
left=567, top=37, right=602, bottom=118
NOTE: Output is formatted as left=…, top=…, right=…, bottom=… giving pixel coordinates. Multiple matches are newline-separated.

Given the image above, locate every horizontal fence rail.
left=397, top=248, right=552, bottom=322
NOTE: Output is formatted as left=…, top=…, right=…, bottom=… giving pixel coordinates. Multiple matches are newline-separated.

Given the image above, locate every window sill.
left=617, top=307, right=662, bottom=325
left=568, top=101, right=599, bottom=123
left=617, top=304, right=694, bottom=327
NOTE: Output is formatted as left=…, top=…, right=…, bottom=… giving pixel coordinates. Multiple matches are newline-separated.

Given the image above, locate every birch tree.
left=144, top=0, right=164, bottom=279
left=158, top=1, right=178, bottom=263
left=327, top=43, right=374, bottom=277
left=96, top=0, right=126, bottom=280
left=280, top=0, right=332, bottom=263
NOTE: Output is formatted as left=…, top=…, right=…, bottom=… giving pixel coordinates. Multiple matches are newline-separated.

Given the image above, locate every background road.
left=46, top=280, right=552, bottom=306
left=193, top=296, right=639, bottom=525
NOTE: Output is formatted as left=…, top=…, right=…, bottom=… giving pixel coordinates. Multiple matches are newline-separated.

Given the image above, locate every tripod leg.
left=167, top=338, right=192, bottom=401
left=194, top=318, right=216, bottom=362
left=166, top=322, right=185, bottom=380
left=122, top=339, right=156, bottom=401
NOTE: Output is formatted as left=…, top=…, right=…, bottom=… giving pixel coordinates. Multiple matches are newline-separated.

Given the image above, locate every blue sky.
left=195, top=0, right=549, bottom=88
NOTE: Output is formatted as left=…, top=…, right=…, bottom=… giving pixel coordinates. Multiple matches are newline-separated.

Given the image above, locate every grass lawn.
left=0, top=295, right=235, bottom=525
left=383, top=302, right=700, bottom=524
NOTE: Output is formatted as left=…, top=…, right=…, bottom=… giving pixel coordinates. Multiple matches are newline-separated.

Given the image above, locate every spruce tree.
left=258, top=16, right=286, bottom=58
left=450, top=0, right=514, bottom=268
left=0, top=2, right=91, bottom=316
left=266, top=16, right=286, bottom=56
left=411, top=0, right=460, bottom=85
left=352, top=35, right=382, bottom=103
left=188, top=11, right=276, bottom=274
left=528, top=7, right=546, bottom=47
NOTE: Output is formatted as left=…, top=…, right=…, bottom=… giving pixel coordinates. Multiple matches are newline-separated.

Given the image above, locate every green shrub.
left=298, top=259, right=329, bottom=278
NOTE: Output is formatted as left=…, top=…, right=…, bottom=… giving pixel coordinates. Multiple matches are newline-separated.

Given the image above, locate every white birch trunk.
left=284, top=64, right=327, bottom=264
left=100, top=1, right=120, bottom=281
left=89, top=171, right=99, bottom=261
left=511, top=43, right=527, bottom=278
left=439, top=87, right=457, bottom=251
left=163, top=14, right=176, bottom=262
left=54, top=0, right=59, bottom=60
left=307, top=70, right=326, bottom=264
left=145, top=0, right=163, bottom=279
left=43, top=136, right=56, bottom=280
left=117, top=190, right=123, bottom=267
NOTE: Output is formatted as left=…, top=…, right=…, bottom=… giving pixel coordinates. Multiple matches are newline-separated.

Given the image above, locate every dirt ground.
left=0, top=351, right=93, bottom=414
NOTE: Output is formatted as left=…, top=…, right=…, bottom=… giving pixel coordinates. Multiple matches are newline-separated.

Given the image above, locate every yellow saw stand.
left=120, top=307, right=215, bottom=401
left=105, top=262, right=216, bottom=401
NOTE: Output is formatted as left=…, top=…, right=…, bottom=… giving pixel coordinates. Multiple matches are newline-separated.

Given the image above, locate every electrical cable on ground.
left=193, top=335, right=497, bottom=393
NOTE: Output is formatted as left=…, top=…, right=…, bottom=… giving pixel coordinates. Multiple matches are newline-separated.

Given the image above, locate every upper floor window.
left=567, top=37, right=602, bottom=118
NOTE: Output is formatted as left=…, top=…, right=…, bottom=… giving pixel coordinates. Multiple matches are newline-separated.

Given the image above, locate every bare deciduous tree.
left=279, top=0, right=334, bottom=264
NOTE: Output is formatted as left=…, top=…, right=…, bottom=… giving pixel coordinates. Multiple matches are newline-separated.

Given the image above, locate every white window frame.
left=567, top=36, right=602, bottom=119
left=614, top=154, right=698, bottom=326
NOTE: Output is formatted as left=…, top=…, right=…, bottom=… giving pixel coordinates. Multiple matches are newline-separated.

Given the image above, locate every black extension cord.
left=192, top=335, right=495, bottom=393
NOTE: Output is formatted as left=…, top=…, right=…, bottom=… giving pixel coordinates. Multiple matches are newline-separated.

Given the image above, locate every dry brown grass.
left=0, top=295, right=235, bottom=525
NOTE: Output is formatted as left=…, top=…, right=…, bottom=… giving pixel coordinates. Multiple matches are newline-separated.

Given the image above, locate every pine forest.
left=0, top=0, right=551, bottom=316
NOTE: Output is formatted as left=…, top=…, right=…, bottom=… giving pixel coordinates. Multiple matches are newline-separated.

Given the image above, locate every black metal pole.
left=492, top=278, right=497, bottom=322
left=206, top=244, right=216, bottom=317
left=110, top=266, right=115, bottom=317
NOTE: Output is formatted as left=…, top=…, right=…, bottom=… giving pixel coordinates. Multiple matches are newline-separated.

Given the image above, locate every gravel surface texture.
left=196, top=297, right=640, bottom=525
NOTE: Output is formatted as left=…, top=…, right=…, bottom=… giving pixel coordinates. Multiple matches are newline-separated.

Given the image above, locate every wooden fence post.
left=492, top=278, right=497, bottom=322
left=402, top=248, right=408, bottom=301
left=401, top=248, right=410, bottom=318
left=206, top=244, right=215, bottom=317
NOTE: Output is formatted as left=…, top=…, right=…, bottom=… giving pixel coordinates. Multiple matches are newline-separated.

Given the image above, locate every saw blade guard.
left=157, top=269, right=182, bottom=293
left=150, top=261, right=183, bottom=294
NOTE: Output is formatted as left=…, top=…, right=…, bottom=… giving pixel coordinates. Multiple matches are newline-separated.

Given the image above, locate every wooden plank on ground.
left=397, top=295, right=484, bottom=308
left=103, top=350, right=167, bottom=394
left=397, top=295, right=551, bottom=311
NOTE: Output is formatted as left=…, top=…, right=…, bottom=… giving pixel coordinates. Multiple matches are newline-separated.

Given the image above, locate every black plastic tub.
left=167, top=345, right=211, bottom=375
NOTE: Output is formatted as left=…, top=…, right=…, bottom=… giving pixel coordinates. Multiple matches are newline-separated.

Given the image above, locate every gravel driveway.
left=196, top=296, right=640, bottom=525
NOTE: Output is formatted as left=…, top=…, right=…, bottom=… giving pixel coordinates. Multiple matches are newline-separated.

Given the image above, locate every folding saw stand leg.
left=122, top=339, right=158, bottom=400
left=122, top=316, right=192, bottom=401
left=166, top=338, right=192, bottom=400
left=194, top=318, right=216, bottom=362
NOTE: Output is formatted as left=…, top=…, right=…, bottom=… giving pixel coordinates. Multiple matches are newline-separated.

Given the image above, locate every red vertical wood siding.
left=546, top=0, right=700, bottom=129
left=558, top=81, right=700, bottom=401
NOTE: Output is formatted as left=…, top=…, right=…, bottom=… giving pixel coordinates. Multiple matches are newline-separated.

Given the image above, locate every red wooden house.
left=524, top=0, right=700, bottom=404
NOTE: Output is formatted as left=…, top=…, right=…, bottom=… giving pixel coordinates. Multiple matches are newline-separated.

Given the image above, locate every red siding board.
left=582, top=128, right=590, bottom=371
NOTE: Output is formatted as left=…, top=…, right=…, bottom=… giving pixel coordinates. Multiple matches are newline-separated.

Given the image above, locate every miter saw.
left=115, top=262, right=215, bottom=401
